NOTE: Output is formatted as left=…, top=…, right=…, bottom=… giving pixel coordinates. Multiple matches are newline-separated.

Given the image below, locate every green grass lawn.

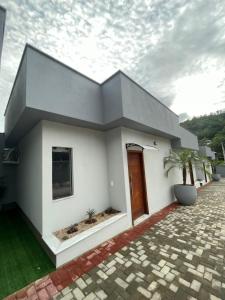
left=0, top=209, right=55, bottom=299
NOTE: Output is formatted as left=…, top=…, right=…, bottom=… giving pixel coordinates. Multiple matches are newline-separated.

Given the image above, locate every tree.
left=182, top=112, right=225, bottom=159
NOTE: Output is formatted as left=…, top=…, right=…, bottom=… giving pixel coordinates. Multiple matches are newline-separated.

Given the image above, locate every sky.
left=0, top=0, right=225, bottom=131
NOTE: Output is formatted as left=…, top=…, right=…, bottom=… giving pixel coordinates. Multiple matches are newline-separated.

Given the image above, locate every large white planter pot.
left=212, top=174, right=221, bottom=181
left=174, top=184, right=197, bottom=205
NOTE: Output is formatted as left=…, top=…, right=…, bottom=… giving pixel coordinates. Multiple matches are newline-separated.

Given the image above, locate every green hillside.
left=181, top=112, right=225, bottom=160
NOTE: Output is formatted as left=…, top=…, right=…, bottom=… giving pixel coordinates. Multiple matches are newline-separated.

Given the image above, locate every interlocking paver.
left=7, top=180, right=225, bottom=300
left=54, top=180, right=225, bottom=300
left=72, top=287, right=85, bottom=300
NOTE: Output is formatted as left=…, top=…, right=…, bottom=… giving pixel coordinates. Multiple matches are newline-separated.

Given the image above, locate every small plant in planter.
left=164, top=150, right=205, bottom=205
left=67, top=223, right=78, bottom=234
left=85, top=208, right=97, bottom=224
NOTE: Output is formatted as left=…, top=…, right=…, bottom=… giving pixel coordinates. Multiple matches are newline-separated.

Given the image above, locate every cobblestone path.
left=56, top=181, right=225, bottom=300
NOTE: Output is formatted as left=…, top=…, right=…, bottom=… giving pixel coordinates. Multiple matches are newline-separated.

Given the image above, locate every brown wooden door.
left=127, top=151, right=148, bottom=221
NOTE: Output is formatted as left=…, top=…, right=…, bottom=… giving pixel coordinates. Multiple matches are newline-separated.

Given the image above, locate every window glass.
left=52, top=147, right=73, bottom=199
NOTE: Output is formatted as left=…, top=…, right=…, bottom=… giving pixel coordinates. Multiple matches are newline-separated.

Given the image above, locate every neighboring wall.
left=194, top=162, right=212, bottom=187
left=0, top=6, right=6, bottom=66
left=2, top=165, right=17, bottom=205
left=199, top=146, right=215, bottom=159
left=17, top=123, right=43, bottom=233
left=0, top=134, right=17, bottom=206
left=42, top=121, right=110, bottom=236
left=216, top=165, right=225, bottom=177
left=172, top=126, right=199, bottom=150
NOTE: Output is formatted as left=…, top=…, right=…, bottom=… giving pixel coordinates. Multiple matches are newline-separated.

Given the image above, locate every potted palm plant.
left=164, top=150, right=203, bottom=205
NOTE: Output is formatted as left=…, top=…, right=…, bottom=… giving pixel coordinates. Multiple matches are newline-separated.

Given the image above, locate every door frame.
left=127, top=150, right=149, bottom=223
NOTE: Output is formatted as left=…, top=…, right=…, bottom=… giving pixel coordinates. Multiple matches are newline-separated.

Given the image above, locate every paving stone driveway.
left=56, top=181, right=225, bottom=300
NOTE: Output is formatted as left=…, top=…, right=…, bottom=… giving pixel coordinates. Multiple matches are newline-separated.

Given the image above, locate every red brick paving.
left=5, top=201, right=179, bottom=300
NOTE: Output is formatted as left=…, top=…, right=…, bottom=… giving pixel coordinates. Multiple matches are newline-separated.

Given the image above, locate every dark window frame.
left=52, top=147, right=73, bottom=200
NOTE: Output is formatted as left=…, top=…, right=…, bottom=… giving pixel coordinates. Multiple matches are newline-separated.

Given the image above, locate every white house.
left=3, top=44, right=210, bottom=267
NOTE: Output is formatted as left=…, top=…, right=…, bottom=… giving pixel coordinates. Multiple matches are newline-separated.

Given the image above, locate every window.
left=52, top=147, right=73, bottom=199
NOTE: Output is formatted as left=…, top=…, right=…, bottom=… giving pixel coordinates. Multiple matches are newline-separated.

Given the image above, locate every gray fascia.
left=171, top=126, right=199, bottom=151
left=4, top=44, right=199, bottom=147
left=199, top=145, right=215, bottom=159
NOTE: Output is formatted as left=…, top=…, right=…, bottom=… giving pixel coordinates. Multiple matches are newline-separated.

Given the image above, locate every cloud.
left=130, top=0, right=225, bottom=108
left=0, top=0, right=225, bottom=132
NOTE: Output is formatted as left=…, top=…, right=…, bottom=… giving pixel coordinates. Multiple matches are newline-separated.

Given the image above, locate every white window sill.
left=52, top=194, right=74, bottom=203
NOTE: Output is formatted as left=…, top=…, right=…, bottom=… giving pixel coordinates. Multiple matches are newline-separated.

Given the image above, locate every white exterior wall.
left=205, top=163, right=212, bottom=182
left=194, top=162, right=212, bottom=188
left=16, top=122, right=209, bottom=238
left=17, top=123, right=43, bottom=233
left=121, top=128, right=193, bottom=215
left=16, top=122, right=211, bottom=267
left=106, top=128, right=129, bottom=212
left=193, top=164, right=203, bottom=188
left=42, top=121, right=110, bottom=236
left=106, top=128, right=132, bottom=228
left=195, top=163, right=205, bottom=181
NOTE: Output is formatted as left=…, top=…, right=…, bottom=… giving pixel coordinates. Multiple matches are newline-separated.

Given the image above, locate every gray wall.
left=4, top=45, right=199, bottom=151
left=172, top=127, right=199, bottom=150
left=102, top=72, right=123, bottom=123
left=26, top=47, right=103, bottom=124
left=120, top=73, right=179, bottom=138
left=0, top=7, right=6, bottom=67
left=199, top=146, right=215, bottom=159
left=4, top=53, right=27, bottom=138
left=216, top=165, right=225, bottom=177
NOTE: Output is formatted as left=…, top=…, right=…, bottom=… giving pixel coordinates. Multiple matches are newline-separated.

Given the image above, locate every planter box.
left=43, top=213, right=129, bottom=267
